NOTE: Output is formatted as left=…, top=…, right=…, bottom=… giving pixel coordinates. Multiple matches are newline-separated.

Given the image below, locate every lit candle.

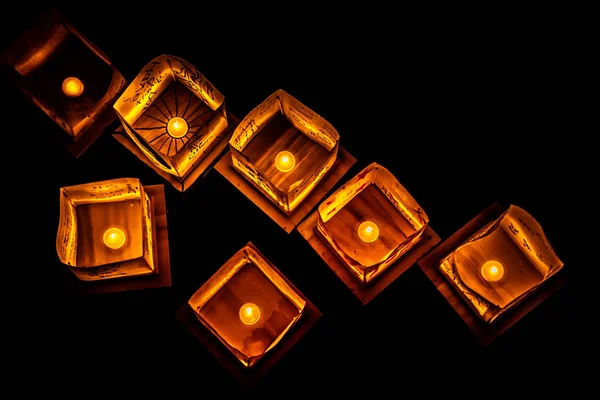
left=61, top=77, right=84, bottom=98
left=481, top=260, right=505, bottom=282
left=239, top=303, right=261, bottom=326
left=358, top=220, right=379, bottom=243
left=167, top=117, right=189, bottom=138
left=103, top=227, right=126, bottom=250
left=274, top=151, right=296, bottom=172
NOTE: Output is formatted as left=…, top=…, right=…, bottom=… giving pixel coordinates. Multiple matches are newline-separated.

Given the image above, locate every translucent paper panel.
left=229, top=89, right=339, bottom=213
left=439, top=205, right=563, bottom=323
left=0, top=9, right=126, bottom=139
left=188, top=243, right=306, bottom=367
left=113, top=55, right=228, bottom=179
left=317, top=162, right=429, bottom=284
left=56, top=178, right=155, bottom=281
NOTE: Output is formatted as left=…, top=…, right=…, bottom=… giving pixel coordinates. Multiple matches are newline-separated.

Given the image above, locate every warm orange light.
left=239, top=303, right=260, bottom=325
left=274, top=151, right=296, bottom=172
left=481, top=260, right=504, bottom=282
left=61, top=77, right=84, bottom=98
left=358, top=220, right=379, bottom=243
left=167, top=117, right=189, bottom=138
left=102, top=227, right=126, bottom=250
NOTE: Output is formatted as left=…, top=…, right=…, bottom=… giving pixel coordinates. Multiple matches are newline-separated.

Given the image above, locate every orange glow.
left=167, top=116, right=189, bottom=138
left=358, top=221, right=379, bottom=243
left=439, top=205, right=564, bottom=324
left=113, top=55, right=228, bottom=180
left=61, top=76, right=84, bottom=97
left=481, top=260, right=504, bottom=282
left=56, top=178, right=157, bottom=282
left=239, top=303, right=261, bottom=325
left=317, top=163, right=429, bottom=284
left=229, top=90, right=340, bottom=214
left=274, top=151, right=296, bottom=172
left=189, top=243, right=306, bottom=367
left=103, top=227, right=126, bottom=250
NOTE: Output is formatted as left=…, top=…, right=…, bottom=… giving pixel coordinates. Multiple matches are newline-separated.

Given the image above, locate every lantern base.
left=113, top=113, right=239, bottom=192
left=297, top=211, right=441, bottom=305
left=62, top=105, right=119, bottom=158
left=417, top=202, right=567, bottom=346
left=214, top=146, right=356, bottom=233
left=60, top=184, right=172, bottom=295
left=176, top=284, right=322, bottom=390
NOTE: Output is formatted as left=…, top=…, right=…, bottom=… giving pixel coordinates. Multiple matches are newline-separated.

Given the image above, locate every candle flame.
left=481, top=260, right=504, bottom=282
left=239, top=303, right=260, bottom=325
left=103, top=227, right=126, bottom=250
left=275, top=151, right=296, bottom=172
left=167, top=117, right=189, bottom=138
left=62, top=77, right=84, bottom=98
left=358, top=221, right=379, bottom=243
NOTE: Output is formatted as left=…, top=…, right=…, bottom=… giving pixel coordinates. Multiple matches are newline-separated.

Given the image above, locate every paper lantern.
left=181, top=242, right=321, bottom=384
left=228, top=89, right=340, bottom=214
left=317, top=162, right=430, bottom=284
left=0, top=9, right=127, bottom=157
left=417, top=202, right=566, bottom=344
left=438, top=204, right=564, bottom=324
left=56, top=177, right=159, bottom=282
left=298, top=162, right=440, bottom=304
left=189, top=243, right=306, bottom=367
left=113, top=54, right=233, bottom=191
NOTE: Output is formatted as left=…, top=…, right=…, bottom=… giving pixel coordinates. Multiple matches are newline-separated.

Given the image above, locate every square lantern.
left=176, top=242, right=321, bottom=388
left=0, top=8, right=127, bottom=157
left=56, top=178, right=171, bottom=294
left=215, top=89, right=356, bottom=233
left=298, top=162, right=441, bottom=305
left=418, top=202, right=566, bottom=345
left=113, top=54, right=237, bottom=192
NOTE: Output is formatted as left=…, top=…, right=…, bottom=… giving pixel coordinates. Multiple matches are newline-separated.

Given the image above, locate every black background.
left=3, top=5, right=581, bottom=396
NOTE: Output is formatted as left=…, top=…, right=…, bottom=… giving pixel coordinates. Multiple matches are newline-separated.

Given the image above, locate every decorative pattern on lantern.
left=228, top=89, right=340, bottom=214
left=317, top=162, right=429, bottom=284
left=113, top=54, right=231, bottom=192
left=0, top=9, right=127, bottom=156
left=188, top=242, right=308, bottom=368
left=438, top=205, right=564, bottom=324
left=56, top=178, right=158, bottom=282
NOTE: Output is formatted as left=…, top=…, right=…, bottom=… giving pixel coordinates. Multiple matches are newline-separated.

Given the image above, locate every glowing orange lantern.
left=187, top=242, right=316, bottom=369
left=317, top=162, right=430, bottom=284
left=0, top=9, right=127, bottom=157
left=438, top=204, right=564, bottom=324
left=113, top=55, right=233, bottom=192
left=228, top=89, right=340, bottom=214
left=56, top=177, right=159, bottom=282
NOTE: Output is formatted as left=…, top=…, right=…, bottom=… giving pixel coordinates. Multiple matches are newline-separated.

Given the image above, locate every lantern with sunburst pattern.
left=113, top=55, right=232, bottom=191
